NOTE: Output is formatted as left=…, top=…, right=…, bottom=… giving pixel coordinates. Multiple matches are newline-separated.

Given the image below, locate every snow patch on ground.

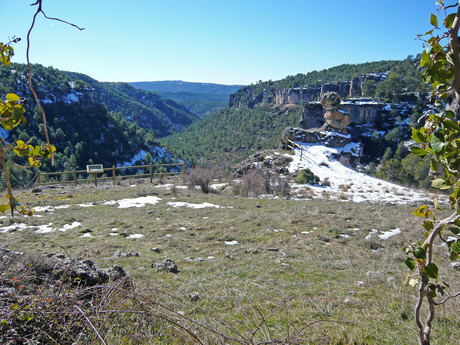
left=35, top=223, right=54, bottom=234
left=167, top=202, right=221, bottom=209
left=0, top=223, right=28, bottom=233
left=288, top=142, right=434, bottom=205
left=108, top=196, right=162, bottom=208
left=58, top=222, right=81, bottom=232
left=126, top=234, right=144, bottom=239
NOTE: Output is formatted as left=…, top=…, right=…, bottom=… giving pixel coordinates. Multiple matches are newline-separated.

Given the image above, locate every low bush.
left=295, top=168, right=320, bottom=185
left=233, top=169, right=290, bottom=197
left=186, top=167, right=214, bottom=193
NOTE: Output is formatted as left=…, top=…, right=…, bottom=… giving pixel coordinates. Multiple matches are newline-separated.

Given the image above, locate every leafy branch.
left=405, top=2, right=460, bottom=344
left=0, top=0, right=82, bottom=216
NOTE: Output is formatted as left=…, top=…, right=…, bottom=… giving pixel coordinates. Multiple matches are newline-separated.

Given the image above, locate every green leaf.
left=451, top=239, right=460, bottom=254
left=430, top=158, right=437, bottom=172
left=443, top=13, right=456, bottom=28
left=431, top=178, right=451, bottom=190
left=411, top=146, right=427, bottom=156
left=405, top=257, right=416, bottom=271
left=423, top=263, right=438, bottom=279
left=411, top=128, right=427, bottom=143
left=423, top=220, right=434, bottom=231
left=414, top=247, right=426, bottom=259
left=430, top=133, right=445, bottom=153
left=420, top=50, right=430, bottom=67
left=430, top=13, right=439, bottom=27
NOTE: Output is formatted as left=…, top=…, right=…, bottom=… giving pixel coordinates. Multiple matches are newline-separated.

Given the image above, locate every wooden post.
left=37, top=172, right=41, bottom=185
left=149, top=163, right=153, bottom=183
left=94, top=173, right=97, bottom=187
left=182, top=162, right=185, bottom=182
left=112, top=165, right=116, bottom=185
left=300, top=147, right=303, bottom=160
left=73, top=169, right=77, bottom=186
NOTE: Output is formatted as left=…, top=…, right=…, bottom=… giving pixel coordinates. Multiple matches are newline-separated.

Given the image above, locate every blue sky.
left=1, top=0, right=438, bottom=85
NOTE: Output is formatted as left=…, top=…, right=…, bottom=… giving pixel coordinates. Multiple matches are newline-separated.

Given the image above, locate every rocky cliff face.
left=275, top=87, right=320, bottom=106
left=298, top=99, right=385, bottom=130
left=230, top=72, right=389, bottom=108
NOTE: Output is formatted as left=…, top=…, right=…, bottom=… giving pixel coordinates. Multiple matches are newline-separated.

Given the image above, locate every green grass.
left=2, top=177, right=459, bottom=344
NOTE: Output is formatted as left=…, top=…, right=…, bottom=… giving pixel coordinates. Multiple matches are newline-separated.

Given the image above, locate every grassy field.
left=1, top=177, right=459, bottom=344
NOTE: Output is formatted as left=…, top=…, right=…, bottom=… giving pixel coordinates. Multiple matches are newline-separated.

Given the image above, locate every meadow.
left=1, top=177, right=459, bottom=344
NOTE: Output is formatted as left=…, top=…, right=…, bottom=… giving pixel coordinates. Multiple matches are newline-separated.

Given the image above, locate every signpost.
left=86, top=164, right=103, bottom=186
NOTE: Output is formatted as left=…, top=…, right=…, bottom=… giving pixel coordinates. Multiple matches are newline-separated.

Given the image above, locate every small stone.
left=255, top=203, right=261, bottom=208
left=266, top=248, right=279, bottom=252
left=152, top=258, right=179, bottom=273
left=225, top=254, right=236, bottom=260
left=318, top=235, right=330, bottom=243
left=151, top=247, right=161, bottom=253
left=32, top=187, right=42, bottom=193
left=355, top=281, right=364, bottom=287
left=189, top=292, right=200, bottom=301
left=344, top=297, right=352, bottom=304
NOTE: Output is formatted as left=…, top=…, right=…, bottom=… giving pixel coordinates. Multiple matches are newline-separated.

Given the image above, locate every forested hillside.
left=67, top=73, right=199, bottom=136
left=160, top=105, right=303, bottom=164
left=0, top=63, right=179, bottom=188
left=130, top=80, right=243, bottom=118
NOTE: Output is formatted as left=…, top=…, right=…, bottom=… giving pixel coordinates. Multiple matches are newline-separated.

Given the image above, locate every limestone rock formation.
left=319, top=92, right=350, bottom=133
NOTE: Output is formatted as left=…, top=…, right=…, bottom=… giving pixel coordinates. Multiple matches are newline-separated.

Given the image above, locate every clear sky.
left=1, top=0, right=438, bottom=85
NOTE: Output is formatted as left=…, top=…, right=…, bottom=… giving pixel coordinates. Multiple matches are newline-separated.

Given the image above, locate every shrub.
left=295, top=168, right=320, bottom=185
left=186, top=167, right=214, bottom=194
left=233, top=169, right=290, bottom=197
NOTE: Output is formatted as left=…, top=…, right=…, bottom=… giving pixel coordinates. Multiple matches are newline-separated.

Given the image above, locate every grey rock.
left=153, top=258, right=179, bottom=274
left=151, top=247, right=161, bottom=253
left=113, top=250, right=139, bottom=258
left=189, top=292, right=200, bottom=301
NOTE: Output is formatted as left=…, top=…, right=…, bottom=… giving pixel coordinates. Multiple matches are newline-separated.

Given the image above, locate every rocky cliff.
left=230, top=72, right=389, bottom=109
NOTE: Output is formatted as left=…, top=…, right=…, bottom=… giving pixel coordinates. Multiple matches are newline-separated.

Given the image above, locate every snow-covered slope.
left=288, top=141, right=437, bottom=205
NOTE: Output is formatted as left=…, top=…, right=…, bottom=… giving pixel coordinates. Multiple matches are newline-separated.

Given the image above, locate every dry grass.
left=1, top=177, right=459, bottom=344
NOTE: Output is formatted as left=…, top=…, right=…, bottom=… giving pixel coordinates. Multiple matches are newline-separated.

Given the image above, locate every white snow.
left=288, top=142, right=434, bottom=204
left=378, top=228, right=401, bottom=240
left=58, top=222, right=81, bottom=232
left=114, top=196, right=161, bottom=208
left=80, top=233, right=93, bottom=238
left=224, top=240, right=239, bottom=246
left=0, top=223, right=28, bottom=233
left=35, top=223, right=54, bottom=234
left=33, top=206, right=55, bottom=213
left=55, top=205, right=71, bottom=209
left=78, top=203, right=94, bottom=208
left=167, top=202, right=221, bottom=209
left=365, top=229, right=379, bottom=240
left=365, top=228, right=401, bottom=240
left=126, top=234, right=144, bottom=239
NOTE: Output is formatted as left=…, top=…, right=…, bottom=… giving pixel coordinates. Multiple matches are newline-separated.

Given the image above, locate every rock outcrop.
left=275, top=87, right=320, bottom=106
left=319, top=92, right=350, bottom=133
